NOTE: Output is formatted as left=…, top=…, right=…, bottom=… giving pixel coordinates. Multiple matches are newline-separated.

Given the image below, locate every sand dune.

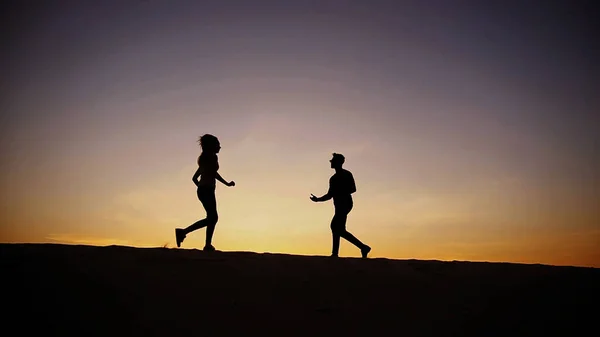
left=2, top=243, right=598, bottom=336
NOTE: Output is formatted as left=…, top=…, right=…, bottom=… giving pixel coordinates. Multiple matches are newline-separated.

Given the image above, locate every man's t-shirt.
left=328, top=169, right=356, bottom=208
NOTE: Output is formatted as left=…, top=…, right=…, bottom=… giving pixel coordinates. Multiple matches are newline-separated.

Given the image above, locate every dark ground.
left=2, top=243, right=598, bottom=336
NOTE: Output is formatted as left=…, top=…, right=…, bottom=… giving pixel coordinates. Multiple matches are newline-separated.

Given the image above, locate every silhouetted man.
left=311, top=153, right=371, bottom=258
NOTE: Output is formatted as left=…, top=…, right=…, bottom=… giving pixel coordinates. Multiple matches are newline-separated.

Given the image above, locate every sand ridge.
left=2, top=243, right=598, bottom=336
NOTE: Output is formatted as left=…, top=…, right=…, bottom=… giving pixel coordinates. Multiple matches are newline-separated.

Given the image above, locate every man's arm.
left=348, top=173, right=357, bottom=194
left=310, top=184, right=333, bottom=202
left=311, top=192, right=332, bottom=202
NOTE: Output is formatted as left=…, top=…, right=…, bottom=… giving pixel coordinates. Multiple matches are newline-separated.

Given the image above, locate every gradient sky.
left=2, top=0, right=598, bottom=267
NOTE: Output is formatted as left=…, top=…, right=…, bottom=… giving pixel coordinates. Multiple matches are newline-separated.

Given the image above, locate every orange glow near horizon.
left=2, top=130, right=598, bottom=268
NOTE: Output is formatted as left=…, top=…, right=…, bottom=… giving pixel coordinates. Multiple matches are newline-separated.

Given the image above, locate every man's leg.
left=335, top=207, right=371, bottom=257
left=340, top=231, right=365, bottom=250
left=330, top=214, right=343, bottom=256
left=341, top=231, right=371, bottom=257
left=331, top=233, right=341, bottom=257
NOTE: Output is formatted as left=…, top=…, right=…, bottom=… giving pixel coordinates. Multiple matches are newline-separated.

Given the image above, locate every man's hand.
left=310, top=194, right=319, bottom=202
left=227, top=181, right=236, bottom=187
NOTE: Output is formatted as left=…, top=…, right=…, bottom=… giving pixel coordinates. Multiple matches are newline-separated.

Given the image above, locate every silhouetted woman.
left=175, top=134, right=235, bottom=250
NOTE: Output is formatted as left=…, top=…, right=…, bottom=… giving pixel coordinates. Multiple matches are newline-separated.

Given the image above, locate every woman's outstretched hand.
left=310, top=194, right=318, bottom=202
left=227, top=181, right=236, bottom=187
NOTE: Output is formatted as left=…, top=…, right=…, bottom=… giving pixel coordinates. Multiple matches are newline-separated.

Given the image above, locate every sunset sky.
left=2, top=0, right=598, bottom=267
